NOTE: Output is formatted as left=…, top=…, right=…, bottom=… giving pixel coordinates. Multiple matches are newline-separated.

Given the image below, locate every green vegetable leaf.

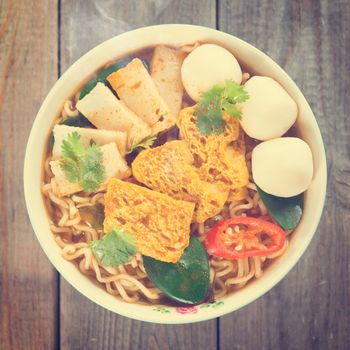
left=194, top=80, right=249, bottom=135
left=90, top=227, right=137, bottom=267
left=50, top=134, right=55, bottom=148
left=257, top=186, right=304, bottom=230
left=79, top=62, right=128, bottom=100
left=222, top=79, right=249, bottom=103
left=143, top=235, right=209, bottom=305
left=196, top=115, right=217, bottom=135
left=79, top=204, right=104, bottom=230
left=61, top=114, right=95, bottom=128
left=222, top=100, right=242, bottom=119
left=126, top=136, right=157, bottom=154
left=60, top=132, right=105, bottom=192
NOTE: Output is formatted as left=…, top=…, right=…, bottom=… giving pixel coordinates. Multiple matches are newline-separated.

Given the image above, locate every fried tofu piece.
left=50, top=143, right=131, bottom=197
left=177, top=106, right=249, bottom=192
left=104, top=178, right=195, bottom=263
left=132, top=140, right=228, bottom=223
left=227, top=186, right=248, bottom=201
left=76, top=83, right=151, bottom=148
left=151, top=46, right=185, bottom=119
left=52, top=124, right=128, bottom=159
left=107, top=58, right=175, bottom=135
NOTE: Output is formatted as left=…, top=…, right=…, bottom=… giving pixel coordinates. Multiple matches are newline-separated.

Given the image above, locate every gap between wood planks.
left=56, top=0, right=62, bottom=349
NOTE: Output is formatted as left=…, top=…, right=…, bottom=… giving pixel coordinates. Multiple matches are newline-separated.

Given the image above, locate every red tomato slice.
left=203, top=217, right=286, bottom=259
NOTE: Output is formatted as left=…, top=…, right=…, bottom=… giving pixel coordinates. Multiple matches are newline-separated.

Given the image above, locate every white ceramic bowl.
left=24, top=24, right=327, bottom=324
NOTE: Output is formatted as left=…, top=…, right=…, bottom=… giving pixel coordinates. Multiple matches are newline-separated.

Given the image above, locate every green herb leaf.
left=50, top=134, right=55, bottom=147
left=61, top=114, right=95, bottom=128
left=223, top=79, right=249, bottom=103
left=79, top=204, right=105, bottom=230
left=257, top=186, right=303, bottom=230
left=222, top=100, right=242, bottom=119
left=60, top=132, right=105, bottom=192
left=90, top=227, right=137, bottom=267
left=143, top=235, right=209, bottom=305
left=126, top=136, right=157, bottom=154
left=194, top=80, right=249, bottom=135
left=196, top=115, right=218, bottom=135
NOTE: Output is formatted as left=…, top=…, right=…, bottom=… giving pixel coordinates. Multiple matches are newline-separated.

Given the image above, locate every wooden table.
left=1, top=0, right=349, bottom=349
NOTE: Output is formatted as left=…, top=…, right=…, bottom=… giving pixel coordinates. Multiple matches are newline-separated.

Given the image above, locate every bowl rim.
left=24, top=24, right=327, bottom=324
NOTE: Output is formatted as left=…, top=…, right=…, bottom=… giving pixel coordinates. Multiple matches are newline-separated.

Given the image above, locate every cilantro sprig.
left=60, top=132, right=105, bottom=192
left=194, top=80, right=249, bottom=135
left=126, top=136, right=157, bottom=154
left=90, top=227, right=137, bottom=267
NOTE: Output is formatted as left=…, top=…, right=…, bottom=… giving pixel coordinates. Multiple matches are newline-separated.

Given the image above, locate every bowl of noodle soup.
left=24, top=24, right=327, bottom=323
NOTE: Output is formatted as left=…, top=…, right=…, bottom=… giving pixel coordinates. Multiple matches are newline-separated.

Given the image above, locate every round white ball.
left=241, top=76, right=298, bottom=141
left=181, top=44, right=242, bottom=102
left=252, top=137, right=313, bottom=197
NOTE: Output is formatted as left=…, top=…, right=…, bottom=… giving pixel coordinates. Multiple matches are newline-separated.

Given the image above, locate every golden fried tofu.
left=227, top=187, right=249, bottom=201
left=132, top=140, right=228, bottom=223
left=104, top=178, right=195, bottom=263
left=177, top=106, right=249, bottom=193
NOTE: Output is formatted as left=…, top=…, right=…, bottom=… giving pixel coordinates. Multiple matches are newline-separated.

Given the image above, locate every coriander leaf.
left=196, top=115, right=213, bottom=135
left=90, top=227, right=137, bottom=267
left=223, top=80, right=249, bottom=103
left=198, top=85, right=222, bottom=109
left=194, top=80, right=249, bottom=135
left=60, top=158, right=80, bottom=183
left=126, top=136, right=157, bottom=154
left=61, top=131, right=84, bottom=160
left=196, top=110, right=225, bottom=135
left=60, top=132, right=105, bottom=192
left=222, top=100, right=242, bottom=120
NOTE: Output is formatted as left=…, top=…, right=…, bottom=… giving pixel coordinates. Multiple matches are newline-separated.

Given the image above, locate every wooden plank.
left=0, top=1, right=58, bottom=349
left=59, top=1, right=217, bottom=349
left=218, top=0, right=350, bottom=349
left=61, top=285, right=216, bottom=350
left=60, top=0, right=217, bottom=71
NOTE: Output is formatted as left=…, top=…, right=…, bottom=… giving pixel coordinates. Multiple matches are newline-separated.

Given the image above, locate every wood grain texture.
left=218, top=1, right=350, bottom=349
left=0, top=1, right=58, bottom=349
left=60, top=0, right=216, bottom=72
left=59, top=1, right=217, bottom=349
